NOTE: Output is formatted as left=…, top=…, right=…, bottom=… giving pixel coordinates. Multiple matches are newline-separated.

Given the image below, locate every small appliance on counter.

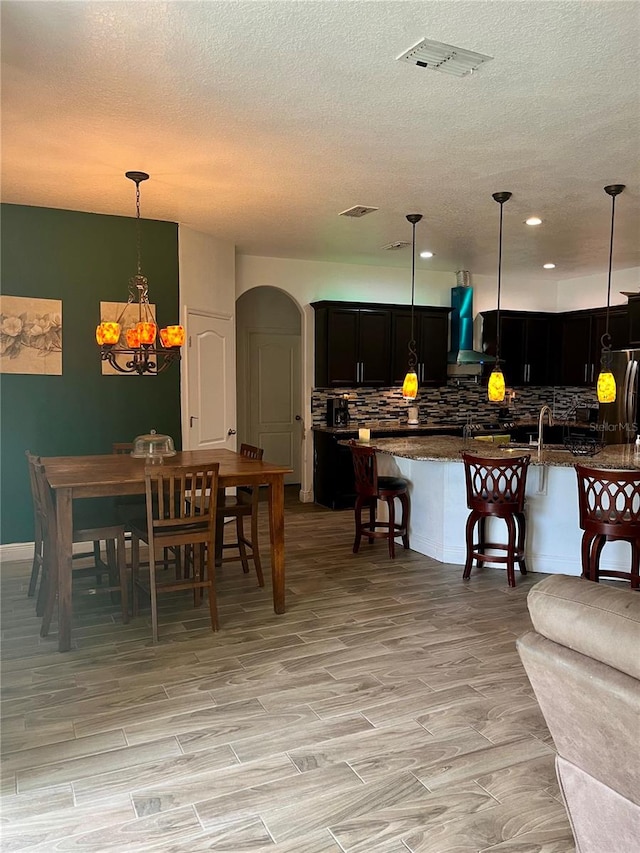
left=326, top=395, right=350, bottom=427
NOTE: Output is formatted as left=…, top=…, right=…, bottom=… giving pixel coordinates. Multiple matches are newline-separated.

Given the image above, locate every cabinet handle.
left=360, top=362, right=365, bottom=383
left=421, top=363, right=425, bottom=382
left=590, top=363, right=595, bottom=382
left=584, top=363, right=588, bottom=382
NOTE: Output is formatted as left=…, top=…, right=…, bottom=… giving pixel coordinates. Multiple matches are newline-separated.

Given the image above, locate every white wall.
left=179, top=226, right=235, bottom=315
left=471, top=272, right=561, bottom=315
left=556, top=267, right=639, bottom=312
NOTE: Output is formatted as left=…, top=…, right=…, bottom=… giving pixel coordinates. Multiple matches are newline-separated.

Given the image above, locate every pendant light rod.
left=603, top=184, right=625, bottom=343
left=491, top=192, right=511, bottom=364
left=406, top=213, right=423, bottom=369
left=125, top=171, right=149, bottom=279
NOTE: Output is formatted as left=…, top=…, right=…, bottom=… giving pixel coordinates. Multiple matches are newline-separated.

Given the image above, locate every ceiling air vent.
left=382, top=241, right=411, bottom=251
left=397, top=38, right=493, bottom=77
left=339, top=205, right=379, bottom=218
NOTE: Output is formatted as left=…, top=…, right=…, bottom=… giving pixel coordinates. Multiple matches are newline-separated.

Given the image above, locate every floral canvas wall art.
left=0, top=296, right=62, bottom=375
left=99, top=301, right=157, bottom=375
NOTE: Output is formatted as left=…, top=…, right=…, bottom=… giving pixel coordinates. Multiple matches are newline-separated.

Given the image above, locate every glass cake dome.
left=131, top=429, right=176, bottom=463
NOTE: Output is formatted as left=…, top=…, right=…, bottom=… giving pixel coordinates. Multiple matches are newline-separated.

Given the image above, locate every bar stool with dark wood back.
left=217, top=443, right=264, bottom=586
left=461, top=452, right=530, bottom=587
left=349, top=441, right=410, bottom=559
left=575, top=464, right=640, bottom=589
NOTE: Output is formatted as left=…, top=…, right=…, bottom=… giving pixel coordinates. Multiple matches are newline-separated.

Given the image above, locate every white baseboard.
left=299, top=488, right=314, bottom=503
left=0, top=541, right=106, bottom=565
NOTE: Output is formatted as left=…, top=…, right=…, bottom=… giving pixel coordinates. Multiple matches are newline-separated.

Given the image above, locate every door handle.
left=295, top=415, right=302, bottom=421
left=189, top=416, right=198, bottom=427
left=227, top=428, right=237, bottom=436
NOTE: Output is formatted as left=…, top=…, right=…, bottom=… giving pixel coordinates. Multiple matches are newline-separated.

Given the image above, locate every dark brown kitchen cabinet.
left=390, top=307, right=450, bottom=385
left=312, top=302, right=391, bottom=387
left=559, top=306, right=628, bottom=385
left=627, top=296, right=640, bottom=345
left=481, top=310, right=555, bottom=386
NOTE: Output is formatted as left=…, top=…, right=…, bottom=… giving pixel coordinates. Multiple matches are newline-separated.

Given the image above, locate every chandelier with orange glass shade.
left=96, top=171, right=184, bottom=375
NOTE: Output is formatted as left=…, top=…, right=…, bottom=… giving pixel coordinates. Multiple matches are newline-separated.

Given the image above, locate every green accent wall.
left=1, top=203, right=181, bottom=544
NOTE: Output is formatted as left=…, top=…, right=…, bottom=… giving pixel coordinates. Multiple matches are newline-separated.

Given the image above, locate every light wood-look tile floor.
left=1, top=490, right=574, bottom=852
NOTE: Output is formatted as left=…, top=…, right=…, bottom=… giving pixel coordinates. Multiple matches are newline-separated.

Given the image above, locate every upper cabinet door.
left=499, top=315, right=527, bottom=385
left=325, top=307, right=359, bottom=386
left=417, top=310, right=449, bottom=385
left=357, top=309, right=391, bottom=386
left=560, top=314, right=593, bottom=386
left=524, top=315, right=554, bottom=386
left=390, top=310, right=414, bottom=384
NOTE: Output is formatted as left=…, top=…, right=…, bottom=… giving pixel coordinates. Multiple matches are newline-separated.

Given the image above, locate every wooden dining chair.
left=29, top=456, right=129, bottom=638
left=217, top=443, right=265, bottom=586
left=130, top=463, right=220, bottom=643
left=26, top=450, right=115, bottom=600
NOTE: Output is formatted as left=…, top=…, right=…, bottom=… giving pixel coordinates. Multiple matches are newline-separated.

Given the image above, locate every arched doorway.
left=236, top=287, right=303, bottom=489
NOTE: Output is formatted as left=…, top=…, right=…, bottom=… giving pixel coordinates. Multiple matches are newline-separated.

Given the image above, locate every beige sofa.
left=517, top=574, right=640, bottom=853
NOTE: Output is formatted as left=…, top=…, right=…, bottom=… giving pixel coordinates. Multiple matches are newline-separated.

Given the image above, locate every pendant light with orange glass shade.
left=487, top=191, right=512, bottom=402
left=96, top=172, right=184, bottom=374
left=401, top=213, right=423, bottom=401
left=596, top=184, right=625, bottom=404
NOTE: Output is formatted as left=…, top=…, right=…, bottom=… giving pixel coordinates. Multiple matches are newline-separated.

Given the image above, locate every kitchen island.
left=366, top=435, right=639, bottom=578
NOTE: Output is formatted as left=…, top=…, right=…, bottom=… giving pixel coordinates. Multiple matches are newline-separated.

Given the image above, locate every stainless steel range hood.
left=447, top=271, right=494, bottom=376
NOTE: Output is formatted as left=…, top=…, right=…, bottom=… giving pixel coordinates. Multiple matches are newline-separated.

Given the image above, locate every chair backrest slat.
left=144, top=464, right=220, bottom=543
left=240, top=443, right=264, bottom=461
left=461, top=452, right=530, bottom=513
left=349, top=441, right=378, bottom=497
left=575, top=464, right=640, bottom=536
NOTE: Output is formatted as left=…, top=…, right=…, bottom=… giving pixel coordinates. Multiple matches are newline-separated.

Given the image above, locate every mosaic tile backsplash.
left=312, top=379, right=598, bottom=427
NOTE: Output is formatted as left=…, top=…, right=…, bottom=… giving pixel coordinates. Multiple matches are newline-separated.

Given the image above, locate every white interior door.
left=185, top=311, right=236, bottom=451
left=248, top=332, right=302, bottom=484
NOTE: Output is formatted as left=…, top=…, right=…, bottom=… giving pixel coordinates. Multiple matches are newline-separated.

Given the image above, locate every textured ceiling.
left=1, top=0, right=639, bottom=283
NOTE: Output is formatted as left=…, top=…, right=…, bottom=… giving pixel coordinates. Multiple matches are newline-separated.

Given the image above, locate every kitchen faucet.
left=538, top=405, right=553, bottom=451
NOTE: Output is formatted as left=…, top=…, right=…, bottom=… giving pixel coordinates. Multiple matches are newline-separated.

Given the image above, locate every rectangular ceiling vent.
left=397, top=38, right=493, bottom=77
left=382, top=240, right=411, bottom=251
left=339, top=205, right=379, bottom=218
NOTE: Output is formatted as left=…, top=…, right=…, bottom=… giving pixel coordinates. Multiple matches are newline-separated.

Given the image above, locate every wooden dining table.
left=42, top=449, right=293, bottom=651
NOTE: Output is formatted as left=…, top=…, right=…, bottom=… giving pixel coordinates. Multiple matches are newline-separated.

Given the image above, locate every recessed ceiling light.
left=420, top=251, right=434, bottom=258
left=525, top=217, right=543, bottom=226
left=543, top=263, right=556, bottom=269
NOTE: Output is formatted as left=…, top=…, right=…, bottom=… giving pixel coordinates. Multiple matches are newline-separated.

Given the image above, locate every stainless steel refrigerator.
left=597, top=349, right=640, bottom=444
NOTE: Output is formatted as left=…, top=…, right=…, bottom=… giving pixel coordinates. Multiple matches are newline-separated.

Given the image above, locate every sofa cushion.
left=526, top=574, right=640, bottom=681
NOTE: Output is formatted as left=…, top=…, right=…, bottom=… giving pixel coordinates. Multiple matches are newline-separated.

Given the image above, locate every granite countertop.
left=312, top=421, right=458, bottom=435
left=313, top=418, right=593, bottom=435
left=352, top=435, right=640, bottom=470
